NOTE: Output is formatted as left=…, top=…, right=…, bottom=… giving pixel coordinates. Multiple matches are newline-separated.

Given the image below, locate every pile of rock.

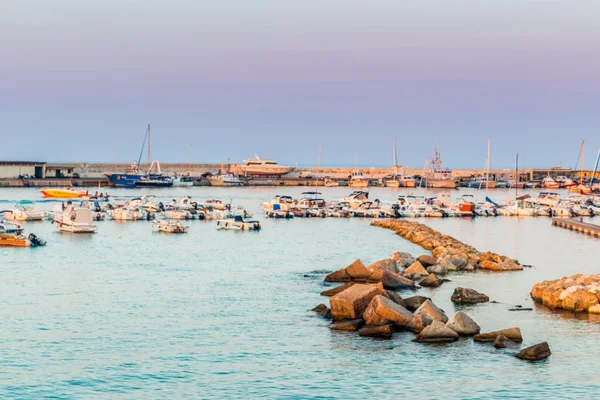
left=316, top=281, right=550, bottom=360
left=531, top=274, right=600, bottom=313
left=370, top=220, right=523, bottom=272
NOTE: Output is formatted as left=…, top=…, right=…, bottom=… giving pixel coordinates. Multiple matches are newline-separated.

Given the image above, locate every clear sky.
left=1, top=1, right=599, bottom=169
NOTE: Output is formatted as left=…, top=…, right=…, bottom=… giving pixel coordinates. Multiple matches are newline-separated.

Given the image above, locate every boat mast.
left=486, top=138, right=491, bottom=195
left=147, top=124, right=151, bottom=166
left=515, top=153, right=518, bottom=197
left=591, top=149, right=600, bottom=188
left=581, top=140, right=585, bottom=180
left=392, top=137, right=398, bottom=174
left=315, top=144, right=322, bottom=192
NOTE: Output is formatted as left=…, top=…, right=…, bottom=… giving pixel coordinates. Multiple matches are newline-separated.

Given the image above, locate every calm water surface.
left=0, top=187, right=598, bottom=399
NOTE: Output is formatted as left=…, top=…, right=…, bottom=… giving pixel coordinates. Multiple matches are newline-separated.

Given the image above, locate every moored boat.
left=153, top=220, right=188, bottom=233
left=53, top=206, right=97, bottom=233
left=216, top=215, right=261, bottom=231
left=40, top=188, right=89, bottom=198
left=348, top=170, right=369, bottom=188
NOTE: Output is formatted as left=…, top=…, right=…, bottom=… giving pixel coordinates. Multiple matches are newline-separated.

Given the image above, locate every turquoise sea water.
left=1, top=186, right=599, bottom=399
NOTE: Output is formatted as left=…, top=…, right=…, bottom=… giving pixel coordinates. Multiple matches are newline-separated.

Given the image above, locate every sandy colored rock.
left=446, top=311, right=480, bottom=336
left=419, top=273, right=442, bottom=288
left=427, top=264, right=448, bottom=276
left=320, top=282, right=355, bottom=297
left=451, top=287, right=490, bottom=304
left=344, top=259, right=371, bottom=281
left=324, top=268, right=352, bottom=283
left=363, top=295, right=414, bottom=327
left=589, top=304, right=600, bottom=314
left=415, top=299, right=448, bottom=324
left=516, top=342, right=551, bottom=361
left=403, top=295, right=430, bottom=312
left=417, top=255, right=437, bottom=267
left=358, top=324, right=393, bottom=339
left=531, top=274, right=600, bottom=313
left=367, top=258, right=399, bottom=274
left=414, top=320, right=459, bottom=343
left=330, top=319, right=364, bottom=331
left=381, top=270, right=416, bottom=290
left=330, top=284, right=380, bottom=321
left=409, top=314, right=429, bottom=333
left=404, top=261, right=428, bottom=277
left=474, top=327, right=523, bottom=343
left=391, top=252, right=416, bottom=269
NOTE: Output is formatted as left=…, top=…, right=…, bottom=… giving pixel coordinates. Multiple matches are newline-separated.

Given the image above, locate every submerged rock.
left=320, top=282, right=355, bottom=297
left=493, top=334, right=517, bottom=349
left=414, top=320, right=459, bottom=343
left=363, top=295, right=414, bottom=328
left=312, top=304, right=332, bottom=319
left=446, top=311, right=480, bottom=336
left=358, top=324, right=393, bottom=339
left=330, top=284, right=380, bottom=321
left=516, top=342, right=551, bottom=361
left=474, top=327, right=523, bottom=343
left=451, top=287, right=490, bottom=304
left=415, top=299, right=448, bottom=324
left=330, top=319, right=364, bottom=331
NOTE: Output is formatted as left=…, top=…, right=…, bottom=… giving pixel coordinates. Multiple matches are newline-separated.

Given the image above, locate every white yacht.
left=53, top=206, right=97, bottom=233
left=2, top=201, right=45, bottom=221
left=241, top=155, right=295, bottom=176
left=209, top=172, right=245, bottom=186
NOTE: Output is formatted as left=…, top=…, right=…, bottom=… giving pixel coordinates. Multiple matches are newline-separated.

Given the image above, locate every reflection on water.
left=0, top=187, right=599, bottom=398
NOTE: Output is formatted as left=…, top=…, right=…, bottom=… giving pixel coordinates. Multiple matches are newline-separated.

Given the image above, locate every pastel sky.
left=1, top=1, right=599, bottom=169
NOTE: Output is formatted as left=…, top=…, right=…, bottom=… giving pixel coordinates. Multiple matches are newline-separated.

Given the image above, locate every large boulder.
left=330, top=284, right=380, bottom=321
left=330, top=319, right=364, bottom=331
left=367, top=258, right=399, bottom=274
left=363, top=295, right=414, bottom=328
left=403, top=295, right=430, bottom=312
left=324, top=268, right=352, bottom=282
left=561, top=289, right=599, bottom=312
left=413, top=320, right=459, bottom=343
left=320, top=282, right=355, bottom=297
left=446, top=311, right=480, bottom=336
left=345, top=259, right=371, bottom=281
left=451, top=287, right=490, bottom=304
left=358, top=324, right=393, bottom=339
left=391, top=252, right=416, bottom=269
left=493, top=334, right=517, bottom=349
left=419, top=273, right=442, bottom=288
left=381, top=270, right=416, bottom=290
left=474, top=327, right=523, bottom=343
left=417, top=255, right=437, bottom=267
left=447, top=256, right=468, bottom=270
left=404, top=261, right=428, bottom=277
left=516, top=342, right=551, bottom=361
left=409, top=314, right=429, bottom=333
left=415, top=299, right=448, bottom=324
left=383, top=289, right=406, bottom=308
left=427, top=264, right=448, bottom=276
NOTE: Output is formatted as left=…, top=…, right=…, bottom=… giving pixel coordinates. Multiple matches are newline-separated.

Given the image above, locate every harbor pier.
left=552, top=218, right=600, bottom=237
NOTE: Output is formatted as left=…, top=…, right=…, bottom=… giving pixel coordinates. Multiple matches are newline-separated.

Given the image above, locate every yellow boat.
left=40, top=189, right=88, bottom=199
left=0, top=234, right=30, bottom=247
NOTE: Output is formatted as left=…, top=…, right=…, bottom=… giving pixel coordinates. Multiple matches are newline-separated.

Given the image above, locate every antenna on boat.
left=315, top=144, right=322, bottom=192
left=515, top=153, right=519, bottom=197
left=486, top=138, right=491, bottom=196
left=137, top=126, right=148, bottom=166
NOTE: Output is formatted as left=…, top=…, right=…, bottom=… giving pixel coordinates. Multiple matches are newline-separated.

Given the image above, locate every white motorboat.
left=53, top=206, right=97, bottom=233
left=241, top=155, right=295, bottom=176
left=209, top=172, right=245, bottom=186
left=0, top=220, right=24, bottom=233
left=262, top=195, right=295, bottom=211
left=172, top=174, right=194, bottom=187
left=542, top=176, right=560, bottom=189
left=324, top=178, right=339, bottom=187
left=348, top=170, right=369, bottom=188
left=217, top=215, right=261, bottom=231
left=162, top=208, right=192, bottom=220
left=153, top=219, right=188, bottom=233
left=530, top=192, right=561, bottom=207
left=341, top=191, right=370, bottom=208
left=107, top=206, right=142, bottom=221
left=1, top=201, right=45, bottom=221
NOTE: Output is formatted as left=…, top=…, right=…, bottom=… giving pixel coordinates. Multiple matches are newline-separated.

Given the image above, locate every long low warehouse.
left=0, top=161, right=47, bottom=179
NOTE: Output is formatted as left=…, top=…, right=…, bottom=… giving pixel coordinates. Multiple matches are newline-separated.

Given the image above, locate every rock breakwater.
left=531, top=274, right=600, bottom=313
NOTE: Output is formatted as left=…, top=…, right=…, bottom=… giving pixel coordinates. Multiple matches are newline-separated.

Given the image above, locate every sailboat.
left=383, top=138, right=401, bottom=188
left=569, top=141, right=591, bottom=194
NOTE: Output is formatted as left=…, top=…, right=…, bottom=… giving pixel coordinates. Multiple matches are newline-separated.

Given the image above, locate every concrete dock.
left=552, top=218, right=600, bottom=238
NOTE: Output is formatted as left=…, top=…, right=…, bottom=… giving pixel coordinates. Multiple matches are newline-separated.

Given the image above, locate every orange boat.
left=0, top=234, right=30, bottom=247
left=40, top=189, right=88, bottom=199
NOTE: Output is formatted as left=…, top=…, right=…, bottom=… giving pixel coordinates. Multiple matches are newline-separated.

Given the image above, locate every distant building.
left=0, top=161, right=46, bottom=179
left=45, top=164, right=75, bottom=178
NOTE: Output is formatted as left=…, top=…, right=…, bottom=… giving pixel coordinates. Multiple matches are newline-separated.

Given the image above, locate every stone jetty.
left=371, top=220, right=523, bottom=272
left=531, top=274, right=600, bottom=313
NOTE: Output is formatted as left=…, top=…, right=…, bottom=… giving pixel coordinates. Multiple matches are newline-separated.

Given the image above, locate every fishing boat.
left=40, top=188, right=89, bottom=198
left=134, top=176, right=173, bottom=188
left=241, top=155, right=295, bottom=176
left=216, top=215, right=261, bottom=231
left=209, top=172, right=245, bottom=187
left=172, top=174, right=194, bottom=187
left=425, top=147, right=456, bottom=188
left=400, top=175, right=416, bottom=188
left=2, top=201, right=45, bottom=221
left=348, top=170, right=369, bottom=188
left=153, top=220, right=188, bottom=233
left=53, top=206, right=97, bottom=233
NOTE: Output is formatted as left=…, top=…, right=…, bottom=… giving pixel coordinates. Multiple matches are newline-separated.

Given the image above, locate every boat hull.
left=106, top=174, right=145, bottom=188
left=134, top=181, right=173, bottom=188
left=427, top=180, right=457, bottom=189
left=41, top=189, right=87, bottom=198
left=242, top=166, right=295, bottom=176
left=384, top=180, right=400, bottom=188
left=209, top=179, right=244, bottom=187
left=349, top=181, right=369, bottom=188
left=0, top=234, right=30, bottom=247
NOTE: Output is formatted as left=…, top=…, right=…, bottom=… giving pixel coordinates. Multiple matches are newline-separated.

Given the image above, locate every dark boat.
left=134, top=178, right=173, bottom=188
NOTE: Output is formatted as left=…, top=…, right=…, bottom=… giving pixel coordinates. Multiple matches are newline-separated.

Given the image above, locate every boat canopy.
left=74, top=208, right=94, bottom=224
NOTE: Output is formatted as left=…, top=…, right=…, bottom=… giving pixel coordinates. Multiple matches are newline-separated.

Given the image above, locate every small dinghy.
left=0, top=232, right=46, bottom=247
left=216, top=215, right=261, bottom=231
left=153, top=220, right=188, bottom=233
